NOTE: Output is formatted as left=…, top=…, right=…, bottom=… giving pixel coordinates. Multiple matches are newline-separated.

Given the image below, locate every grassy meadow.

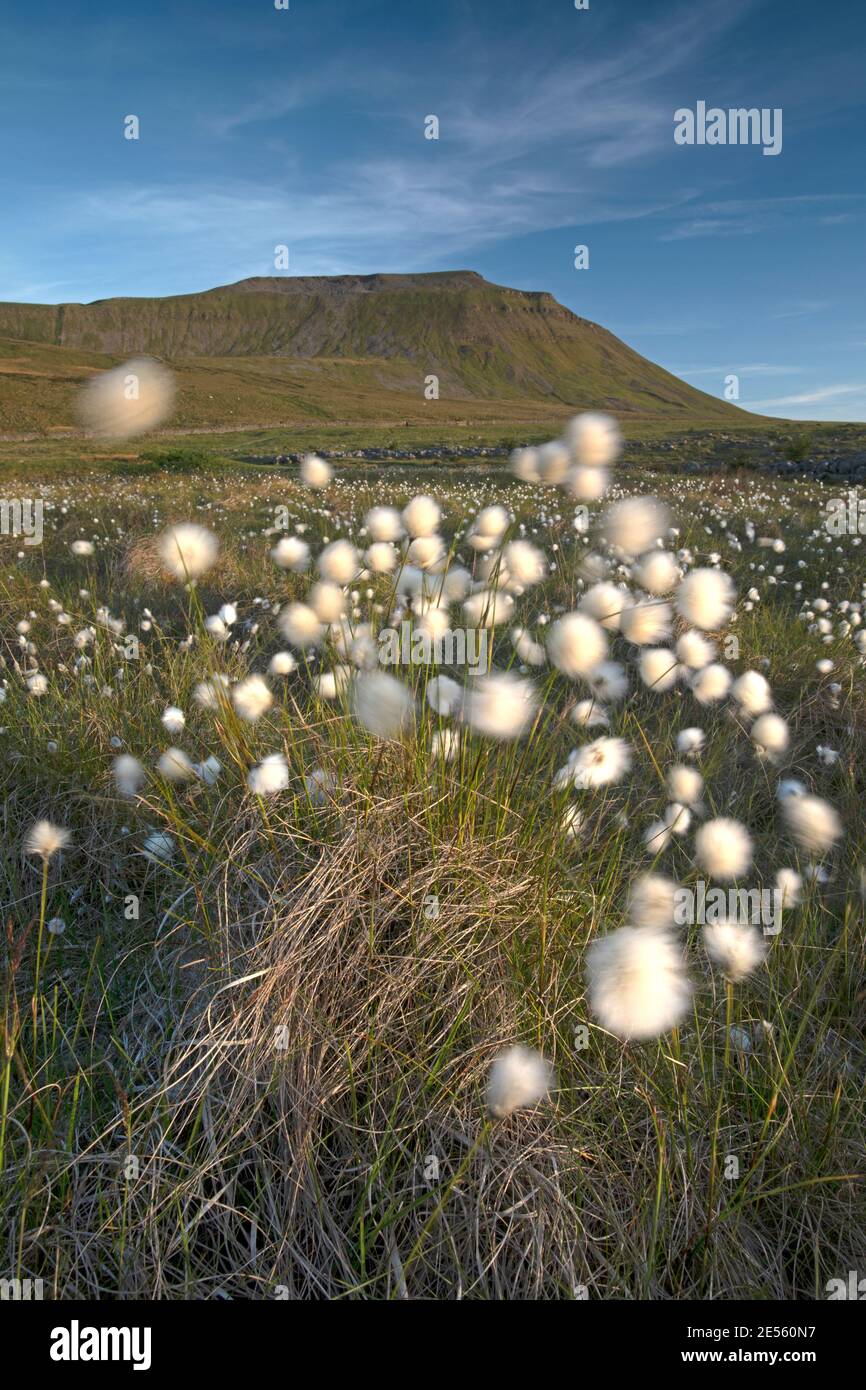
left=0, top=435, right=864, bottom=1300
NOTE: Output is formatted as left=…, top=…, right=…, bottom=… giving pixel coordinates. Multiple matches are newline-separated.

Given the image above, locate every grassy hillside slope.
left=0, top=271, right=756, bottom=435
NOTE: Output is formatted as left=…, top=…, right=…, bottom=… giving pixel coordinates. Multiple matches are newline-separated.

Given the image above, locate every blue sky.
left=1, top=0, right=864, bottom=420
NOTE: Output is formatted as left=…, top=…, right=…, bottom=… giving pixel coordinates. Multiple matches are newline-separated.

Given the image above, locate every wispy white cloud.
left=771, top=300, right=833, bottom=320
left=36, top=2, right=760, bottom=293
left=746, top=383, right=866, bottom=407
left=660, top=194, right=866, bottom=241
left=661, top=217, right=766, bottom=240
left=675, top=363, right=804, bottom=377
left=62, top=169, right=695, bottom=291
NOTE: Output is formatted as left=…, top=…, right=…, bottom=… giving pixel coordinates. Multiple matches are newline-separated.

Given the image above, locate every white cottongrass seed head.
left=232, top=675, right=273, bottom=723
left=565, top=411, right=621, bottom=468
left=694, top=818, right=753, bottom=881
left=157, top=747, right=195, bottom=782
left=667, top=764, right=703, bottom=806
left=300, top=454, right=332, bottom=488
left=675, top=568, right=735, bottom=631
left=460, top=672, right=538, bottom=740
left=586, top=926, right=692, bottom=1040
left=161, top=705, right=185, bottom=736
left=627, top=873, right=681, bottom=929
left=780, top=794, right=842, bottom=856
left=157, top=523, right=219, bottom=582
left=78, top=357, right=175, bottom=439
left=731, top=670, right=773, bottom=717
left=751, top=712, right=789, bottom=756
left=602, top=496, right=669, bottom=556
left=25, top=820, right=71, bottom=860
left=271, top=536, right=310, bottom=572
left=568, top=735, right=632, bottom=789
left=486, top=1044, right=554, bottom=1119
left=702, top=921, right=766, bottom=982
left=113, top=754, right=146, bottom=797
left=248, top=753, right=290, bottom=796
left=352, top=672, right=415, bottom=740
left=402, top=494, right=441, bottom=538
left=547, top=611, right=607, bottom=678
left=279, top=602, right=324, bottom=649
left=317, top=539, right=359, bottom=585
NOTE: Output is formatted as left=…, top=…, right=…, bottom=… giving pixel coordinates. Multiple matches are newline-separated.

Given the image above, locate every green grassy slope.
left=0, top=271, right=757, bottom=434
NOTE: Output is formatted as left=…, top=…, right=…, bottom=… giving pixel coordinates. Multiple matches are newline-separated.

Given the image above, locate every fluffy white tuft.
left=300, top=454, right=332, bottom=489
left=364, top=506, right=403, bottom=542
left=580, top=582, right=630, bottom=631
left=571, top=698, right=609, bottom=728
left=248, top=753, right=289, bottom=796
left=271, top=536, right=310, bottom=572
left=676, top=727, right=705, bottom=755
left=352, top=672, right=415, bottom=739
left=426, top=674, right=461, bottom=717
left=703, top=920, right=766, bottom=982
left=676, top=630, right=716, bottom=669
left=602, top=496, right=669, bottom=556
left=775, top=867, right=802, bottom=907
left=751, top=712, right=789, bottom=756
left=731, top=670, right=773, bottom=717
left=565, top=411, right=621, bottom=468
left=559, top=736, right=632, bottom=789
left=78, top=357, right=175, bottom=438
left=278, top=602, right=324, bottom=649
left=366, top=541, right=398, bottom=573
left=781, top=794, right=842, bottom=855
left=567, top=464, right=610, bottom=501
left=635, top=550, right=679, bottom=595
left=402, top=494, right=441, bottom=538
left=113, top=754, right=146, bottom=797
left=269, top=651, right=296, bottom=676
left=627, top=873, right=681, bottom=929
left=547, top=612, right=608, bottom=677
left=25, top=819, right=71, bottom=859
left=695, top=818, right=753, bottom=881
left=157, top=523, right=219, bottom=581
left=309, top=581, right=346, bottom=624
left=587, top=926, right=692, bottom=1040
left=503, top=539, right=546, bottom=587
left=690, top=663, right=732, bottom=705
left=486, top=1044, right=554, bottom=1118
left=232, top=675, right=273, bottom=723
left=638, top=647, right=680, bottom=692
left=666, top=764, right=703, bottom=806
left=317, top=540, right=359, bottom=586
left=588, top=661, right=629, bottom=703
left=620, top=600, right=671, bottom=646
left=161, top=705, right=185, bottom=736
left=675, top=568, right=735, bottom=631
left=460, top=672, right=538, bottom=741
left=157, top=747, right=195, bottom=782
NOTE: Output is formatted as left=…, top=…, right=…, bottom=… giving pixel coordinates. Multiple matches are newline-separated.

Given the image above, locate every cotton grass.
left=157, top=524, right=219, bottom=582
left=586, top=927, right=692, bottom=1040
left=487, top=1045, right=554, bottom=1118
left=695, top=818, right=753, bottom=881
left=77, top=357, right=176, bottom=439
